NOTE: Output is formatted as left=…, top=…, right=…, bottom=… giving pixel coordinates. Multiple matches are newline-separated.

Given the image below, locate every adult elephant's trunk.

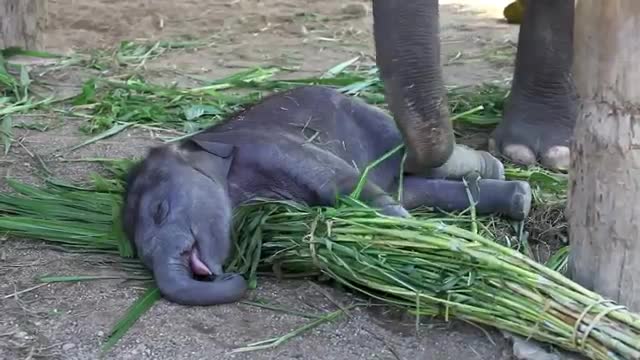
left=152, top=239, right=247, bottom=306
left=373, top=0, right=455, bottom=174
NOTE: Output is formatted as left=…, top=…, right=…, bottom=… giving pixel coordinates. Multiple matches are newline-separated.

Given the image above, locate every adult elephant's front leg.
left=372, top=0, right=504, bottom=180
left=490, top=0, right=577, bottom=171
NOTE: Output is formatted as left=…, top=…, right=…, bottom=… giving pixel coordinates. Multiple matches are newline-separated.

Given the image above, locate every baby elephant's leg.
left=400, top=176, right=532, bottom=220
left=292, top=143, right=411, bottom=218
left=310, top=163, right=410, bottom=218
left=333, top=171, right=411, bottom=218
left=422, top=144, right=505, bottom=180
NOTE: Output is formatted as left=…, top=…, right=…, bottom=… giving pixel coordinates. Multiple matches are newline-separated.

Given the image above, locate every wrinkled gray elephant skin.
left=122, top=86, right=532, bottom=306
left=372, top=0, right=577, bottom=172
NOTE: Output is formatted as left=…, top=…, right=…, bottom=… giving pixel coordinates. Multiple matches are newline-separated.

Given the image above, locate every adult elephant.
left=371, top=0, right=576, bottom=173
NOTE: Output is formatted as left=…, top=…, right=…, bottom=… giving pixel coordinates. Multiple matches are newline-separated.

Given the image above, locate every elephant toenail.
left=541, top=146, right=570, bottom=171
left=503, top=144, right=536, bottom=166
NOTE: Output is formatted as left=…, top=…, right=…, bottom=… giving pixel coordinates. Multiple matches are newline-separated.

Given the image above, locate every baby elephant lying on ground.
left=122, top=85, right=532, bottom=306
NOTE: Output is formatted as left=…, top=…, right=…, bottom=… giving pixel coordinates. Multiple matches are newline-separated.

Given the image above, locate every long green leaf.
left=67, top=122, right=133, bottom=152
left=0, top=115, right=12, bottom=155
left=101, top=286, right=161, bottom=354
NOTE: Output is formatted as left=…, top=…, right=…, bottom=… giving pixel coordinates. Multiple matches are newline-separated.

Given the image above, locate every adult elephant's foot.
left=491, top=0, right=577, bottom=172
left=489, top=93, right=576, bottom=171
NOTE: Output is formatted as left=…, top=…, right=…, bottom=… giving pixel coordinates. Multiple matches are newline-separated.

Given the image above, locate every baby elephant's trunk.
left=152, top=244, right=247, bottom=306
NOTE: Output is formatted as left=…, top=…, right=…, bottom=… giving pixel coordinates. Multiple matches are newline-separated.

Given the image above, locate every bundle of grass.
left=0, top=171, right=638, bottom=360
left=228, top=200, right=640, bottom=360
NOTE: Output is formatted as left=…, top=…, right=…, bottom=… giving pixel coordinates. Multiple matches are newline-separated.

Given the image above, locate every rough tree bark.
left=568, top=0, right=640, bottom=311
left=0, top=0, right=47, bottom=50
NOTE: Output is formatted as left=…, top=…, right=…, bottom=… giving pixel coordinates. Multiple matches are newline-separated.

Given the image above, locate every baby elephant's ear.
left=190, top=135, right=235, bottom=158
left=185, top=135, right=236, bottom=182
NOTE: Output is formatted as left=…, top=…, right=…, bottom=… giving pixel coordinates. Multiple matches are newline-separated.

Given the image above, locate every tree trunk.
left=0, top=0, right=47, bottom=50
left=568, top=0, right=640, bottom=311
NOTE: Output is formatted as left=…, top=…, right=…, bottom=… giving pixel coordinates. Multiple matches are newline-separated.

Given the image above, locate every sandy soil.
left=0, top=1, right=543, bottom=359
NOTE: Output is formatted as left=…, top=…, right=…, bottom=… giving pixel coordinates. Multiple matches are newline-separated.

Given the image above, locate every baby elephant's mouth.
left=189, top=246, right=212, bottom=277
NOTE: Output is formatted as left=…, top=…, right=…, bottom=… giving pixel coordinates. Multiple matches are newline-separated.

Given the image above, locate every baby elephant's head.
left=121, top=139, right=246, bottom=306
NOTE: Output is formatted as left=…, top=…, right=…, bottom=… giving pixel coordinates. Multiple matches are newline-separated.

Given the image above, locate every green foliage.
left=504, top=166, right=568, bottom=205
left=101, top=287, right=161, bottom=355
left=63, top=57, right=509, bottom=150
left=0, top=48, right=57, bottom=155
left=0, top=178, right=128, bottom=255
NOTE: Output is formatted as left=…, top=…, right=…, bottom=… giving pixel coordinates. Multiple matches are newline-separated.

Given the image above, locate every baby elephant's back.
left=230, top=86, right=402, bottom=160
left=201, top=86, right=404, bottom=188
left=278, top=86, right=404, bottom=176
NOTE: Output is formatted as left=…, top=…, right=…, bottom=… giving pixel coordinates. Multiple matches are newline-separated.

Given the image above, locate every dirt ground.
left=0, top=1, right=549, bottom=359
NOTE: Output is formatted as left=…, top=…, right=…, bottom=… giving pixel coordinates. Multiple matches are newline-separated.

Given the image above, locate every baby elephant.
left=122, top=85, right=532, bottom=306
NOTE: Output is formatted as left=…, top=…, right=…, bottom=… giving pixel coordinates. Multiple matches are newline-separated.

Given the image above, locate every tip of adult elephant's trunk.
left=402, top=123, right=456, bottom=172
left=152, top=248, right=247, bottom=306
